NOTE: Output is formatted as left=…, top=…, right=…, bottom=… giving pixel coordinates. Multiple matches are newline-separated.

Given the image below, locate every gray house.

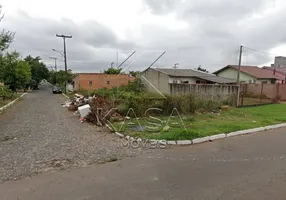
left=140, top=68, right=236, bottom=94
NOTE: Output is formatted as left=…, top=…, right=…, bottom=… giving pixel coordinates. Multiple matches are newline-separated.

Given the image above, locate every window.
left=107, top=80, right=110, bottom=84
left=89, top=81, right=93, bottom=85
left=261, top=81, right=267, bottom=84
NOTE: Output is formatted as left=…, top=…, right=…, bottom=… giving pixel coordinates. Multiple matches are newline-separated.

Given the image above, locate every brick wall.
left=73, top=73, right=135, bottom=91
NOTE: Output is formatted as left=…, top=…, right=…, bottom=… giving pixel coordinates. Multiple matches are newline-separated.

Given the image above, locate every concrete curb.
left=192, top=136, right=210, bottom=144
left=210, top=134, right=226, bottom=141
left=0, top=93, right=27, bottom=112
left=113, top=123, right=286, bottom=146
left=62, top=93, right=69, bottom=99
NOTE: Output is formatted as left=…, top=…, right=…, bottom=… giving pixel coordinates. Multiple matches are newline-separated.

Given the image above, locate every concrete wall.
left=168, top=77, right=198, bottom=84
left=216, top=68, right=255, bottom=83
left=256, top=79, right=274, bottom=84
left=170, top=84, right=239, bottom=102
left=140, top=69, right=170, bottom=94
left=242, top=83, right=286, bottom=100
left=73, top=74, right=135, bottom=91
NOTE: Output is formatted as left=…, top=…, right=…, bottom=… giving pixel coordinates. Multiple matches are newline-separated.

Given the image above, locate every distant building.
left=273, top=56, right=286, bottom=68
left=140, top=68, right=236, bottom=94
left=214, top=65, right=283, bottom=84
left=73, top=73, right=135, bottom=91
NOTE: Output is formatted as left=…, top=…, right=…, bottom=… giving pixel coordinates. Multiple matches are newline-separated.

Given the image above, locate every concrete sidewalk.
left=1, top=127, right=286, bottom=200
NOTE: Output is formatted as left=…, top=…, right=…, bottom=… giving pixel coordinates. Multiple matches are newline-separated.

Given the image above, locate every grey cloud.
left=140, top=0, right=283, bottom=71
left=2, top=11, right=138, bottom=72
left=2, top=0, right=286, bottom=74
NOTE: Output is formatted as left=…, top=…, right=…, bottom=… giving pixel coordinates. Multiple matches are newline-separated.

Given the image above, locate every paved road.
left=1, top=128, right=286, bottom=199
left=0, top=84, right=149, bottom=183
left=1, top=84, right=286, bottom=199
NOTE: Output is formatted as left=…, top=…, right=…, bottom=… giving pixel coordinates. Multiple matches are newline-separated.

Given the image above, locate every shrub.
left=0, top=85, right=13, bottom=100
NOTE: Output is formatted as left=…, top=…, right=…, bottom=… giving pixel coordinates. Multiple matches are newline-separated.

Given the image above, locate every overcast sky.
left=1, top=0, right=286, bottom=73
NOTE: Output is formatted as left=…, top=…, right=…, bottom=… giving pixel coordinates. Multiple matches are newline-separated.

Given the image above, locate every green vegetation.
left=24, top=56, right=49, bottom=88
left=0, top=85, right=13, bottom=100
left=0, top=88, right=21, bottom=108
left=112, top=104, right=286, bottom=140
left=104, top=67, right=121, bottom=74
left=48, top=69, right=75, bottom=91
left=0, top=6, right=50, bottom=91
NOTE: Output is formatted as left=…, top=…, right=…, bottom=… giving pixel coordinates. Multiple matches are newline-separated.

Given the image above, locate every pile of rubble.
left=63, top=93, right=123, bottom=126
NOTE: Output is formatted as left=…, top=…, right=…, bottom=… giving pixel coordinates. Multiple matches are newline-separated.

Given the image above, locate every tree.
left=196, top=65, right=208, bottom=73
left=0, top=5, right=15, bottom=82
left=24, top=55, right=49, bottom=86
left=48, top=69, right=74, bottom=88
left=15, top=61, right=31, bottom=90
left=129, top=71, right=141, bottom=77
left=2, top=51, right=20, bottom=92
left=104, top=67, right=121, bottom=74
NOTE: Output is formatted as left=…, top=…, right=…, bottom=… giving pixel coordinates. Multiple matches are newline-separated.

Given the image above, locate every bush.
left=0, top=85, right=13, bottom=100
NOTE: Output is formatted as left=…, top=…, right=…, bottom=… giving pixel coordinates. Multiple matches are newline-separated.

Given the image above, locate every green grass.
left=242, top=97, right=272, bottom=106
left=0, top=94, right=22, bottom=108
left=111, top=104, right=286, bottom=140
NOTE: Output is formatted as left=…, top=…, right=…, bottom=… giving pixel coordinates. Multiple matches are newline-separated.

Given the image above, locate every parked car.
left=52, top=86, right=62, bottom=94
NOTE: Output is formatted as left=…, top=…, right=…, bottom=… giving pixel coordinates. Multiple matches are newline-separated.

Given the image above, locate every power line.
left=243, top=46, right=279, bottom=56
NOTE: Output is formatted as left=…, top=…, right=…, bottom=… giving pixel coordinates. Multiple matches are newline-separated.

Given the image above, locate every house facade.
left=214, top=65, right=283, bottom=84
left=140, top=68, right=236, bottom=94
left=73, top=73, right=135, bottom=91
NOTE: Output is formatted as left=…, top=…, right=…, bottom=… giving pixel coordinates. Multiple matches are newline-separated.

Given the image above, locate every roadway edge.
left=0, top=93, right=28, bottom=112
left=113, top=123, right=286, bottom=146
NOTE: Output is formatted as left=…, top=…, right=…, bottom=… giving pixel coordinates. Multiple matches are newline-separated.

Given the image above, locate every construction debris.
left=85, top=97, right=115, bottom=126
left=78, top=104, right=91, bottom=118
left=63, top=93, right=123, bottom=126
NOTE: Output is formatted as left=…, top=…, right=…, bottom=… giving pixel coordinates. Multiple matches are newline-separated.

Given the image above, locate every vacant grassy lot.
left=113, top=104, right=286, bottom=140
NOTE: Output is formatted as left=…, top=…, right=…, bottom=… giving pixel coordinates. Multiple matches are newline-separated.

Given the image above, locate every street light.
left=52, top=48, right=64, bottom=58
left=49, top=56, right=57, bottom=84
left=55, top=34, right=72, bottom=93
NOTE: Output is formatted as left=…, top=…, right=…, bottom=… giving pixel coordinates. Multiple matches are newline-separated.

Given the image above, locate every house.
left=140, top=68, right=237, bottom=94
left=262, top=66, right=286, bottom=83
left=73, top=73, right=135, bottom=91
left=213, top=65, right=283, bottom=84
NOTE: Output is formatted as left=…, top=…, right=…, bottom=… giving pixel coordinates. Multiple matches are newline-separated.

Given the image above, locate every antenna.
left=173, top=63, right=179, bottom=68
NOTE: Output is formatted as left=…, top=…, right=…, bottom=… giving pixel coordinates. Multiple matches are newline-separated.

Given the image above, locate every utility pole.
left=237, top=45, right=243, bottom=83
left=56, top=34, right=72, bottom=93
left=116, top=52, right=118, bottom=68
left=49, top=56, right=57, bottom=84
